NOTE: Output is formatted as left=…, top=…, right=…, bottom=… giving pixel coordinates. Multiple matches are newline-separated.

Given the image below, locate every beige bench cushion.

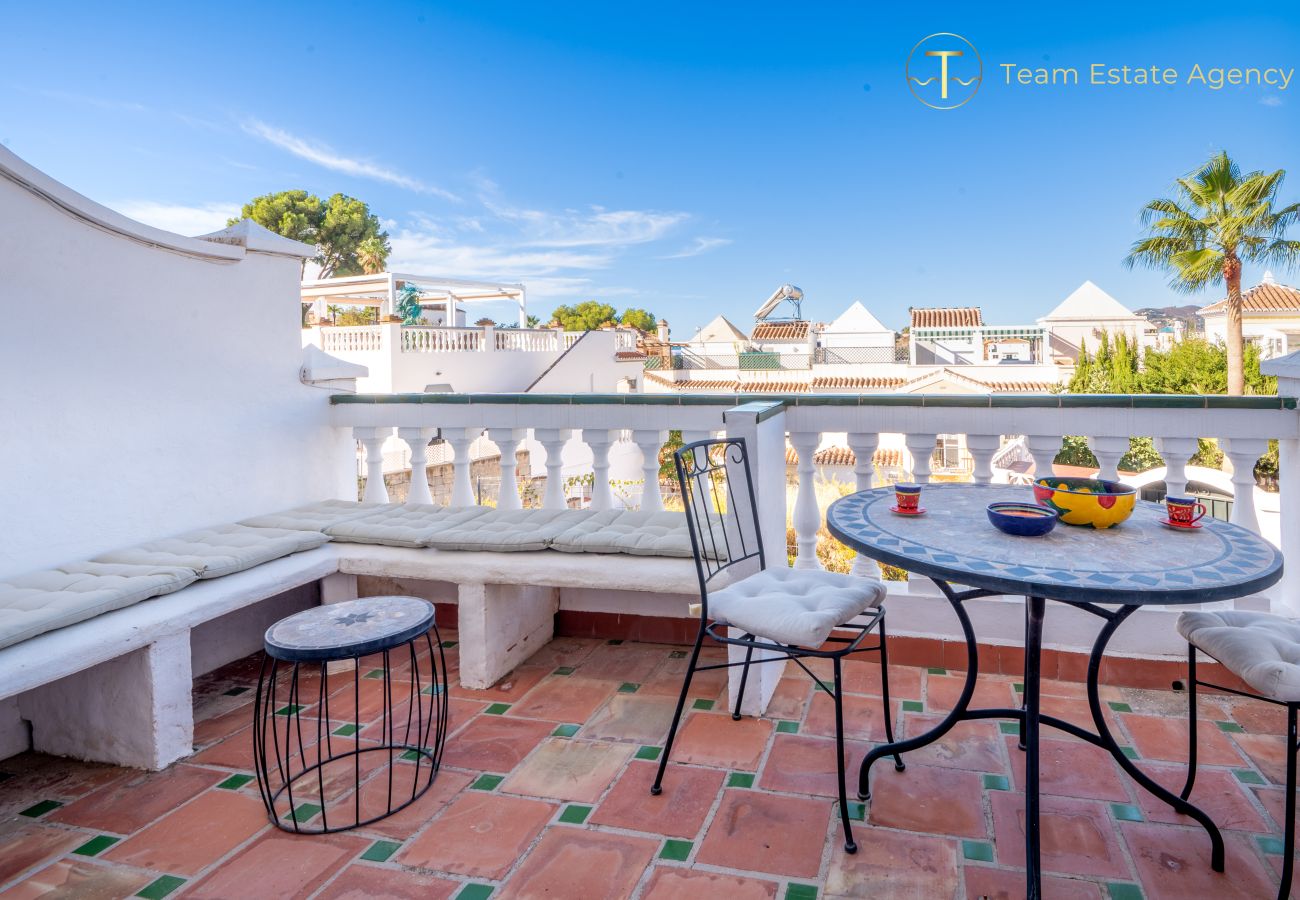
left=0, top=562, right=198, bottom=650
left=94, top=524, right=329, bottom=579
left=239, top=500, right=389, bottom=532
left=551, top=510, right=696, bottom=558
left=424, top=509, right=596, bottom=552
left=709, top=567, right=887, bottom=648
left=325, top=505, right=490, bottom=548
left=1178, top=610, right=1300, bottom=702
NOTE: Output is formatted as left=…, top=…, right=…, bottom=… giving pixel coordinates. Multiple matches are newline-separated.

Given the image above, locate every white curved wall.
left=0, top=148, right=354, bottom=578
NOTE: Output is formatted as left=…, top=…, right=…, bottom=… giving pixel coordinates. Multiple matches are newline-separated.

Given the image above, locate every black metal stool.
left=253, top=595, right=448, bottom=833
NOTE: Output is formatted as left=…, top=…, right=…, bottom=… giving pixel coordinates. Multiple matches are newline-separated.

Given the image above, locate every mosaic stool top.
left=264, top=595, right=436, bottom=662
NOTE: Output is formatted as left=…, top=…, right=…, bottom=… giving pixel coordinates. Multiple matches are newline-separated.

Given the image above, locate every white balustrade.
left=354, top=426, right=393, bottom=503
left=847, top=431, right=880, bottom=577
left=1089, top=435, right=1129, bottom=482
left=1026, top=434, right=1062, bottom=483
left=489, top=428, right=525, bottom=510
left=535, top=429, right=570, bottom=510
left=1224, top=438, right=1270, bottom=534
left=323, top=326, right=384, bottom=353
left=904, top=432, right=937, bottom=484
left=402, top=327, right=485, bottom=353
left=633, top=429, right=666, bottom=512
left=397, top=427, right=436, bottom=506
left=1155, top=437, right=1198, bottom=497
left=789, top=431, right=823, bottom=570
left=966, top=433, right=1001, bottom=485
left=583, top=429, right=616, bottom=511
left=447, top=427, right=479, bottom=507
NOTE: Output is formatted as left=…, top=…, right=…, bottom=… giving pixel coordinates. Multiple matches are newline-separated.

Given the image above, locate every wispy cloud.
left=1260, top=95, right=1284, bottom=107
left=242, top=119, right=460, bottom=201
left=111, top=200, right=239, bottom=236
left=38, top=89, right=148, bottom=113
left=659, top=236, right=732, bottom=259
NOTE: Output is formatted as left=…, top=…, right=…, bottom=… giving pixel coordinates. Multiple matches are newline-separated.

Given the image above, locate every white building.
left=1201, top=272, right=1300, bottom=360
left=1039, top=280, right=1156, bottom=361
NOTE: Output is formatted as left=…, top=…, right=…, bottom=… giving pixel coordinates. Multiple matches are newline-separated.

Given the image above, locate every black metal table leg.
left=1024, top=597, right=1046, bottom=900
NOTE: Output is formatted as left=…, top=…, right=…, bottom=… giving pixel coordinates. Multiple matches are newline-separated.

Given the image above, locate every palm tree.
left=356, top=236, right=390, bottom=275
left=1126, top=151, right=1298, bottom=394
left=326, top=304, right=342, bottom=325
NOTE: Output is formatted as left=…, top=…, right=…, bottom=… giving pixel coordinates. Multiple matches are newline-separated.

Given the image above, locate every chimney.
left=656, top=319, right=669, bottom=343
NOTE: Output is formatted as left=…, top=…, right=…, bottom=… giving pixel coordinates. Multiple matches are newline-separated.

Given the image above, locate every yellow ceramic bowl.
left=1032, top=477, right=1136, bottom=529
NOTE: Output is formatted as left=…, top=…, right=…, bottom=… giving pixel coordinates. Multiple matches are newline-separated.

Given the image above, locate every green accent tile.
left=1258, top=835, right=1286, bottom=855
left=922, top=395, right=991, bottom=408
left=785, top=884, right=818, bottom=900
left=1106, top=883, right=1144, bottom=900
left=1110, top=802, right=1144, bottom=822
left=290, top=802, right=322, bottom=823
left=559, top=803, right=592, bottom=824
left=1013, top=682, right=1024, bottom=692
left=660, top=838, right=693, bottom=861
left=442, top=640, right=459, bottom=649
left=364, top=668, right=387, bottom=680
left=18, top=800, right=61, bottom=818
left=692, top=698, right=715, bottom=710
left=1216, top=720, right=1245, bottom=733
left=926, top=666, right=947, bottom=675
left=552, top=723, right=580, bottom=738
left=1108, top=701, right=1133, bottom=713
left=607, top=639, right=624, bottom=645
left=776, top=720, right=800, bottom=734
left=217, top=774, right=254, bottom=790
left=1234, top=768, right=1266, bottom=785
left=554, top=666, right=576, bottom=676
left=400, top=748, right=431, bottom=762
left=618, top=682, right=640, bottom=693
left=817, top=680, right=835, bottom=693
left=668, top=650, right=687, bottom=659
left=73, top=835, right=120, bottom=857
left=902, top=700, right=924, bottom=713
left=982, top=774, right=1010, bottom=791
left=635, top=745, right=662, bottom=761
left=361, top=839, right=402, bottom=862
left=136, top=876, right=186, bottom=900
left=420, top=683, right=445, bottom=695
left=1121, top=746, right=1140, bottom=760
left=1132, top=395, right=1205, bottom=409
left=846, top=801, right=866, bottom=821
left=222, top=686, right=249, bottom=696
left=727, top=772, right=755, bottom=788
left=484, top=703, right=511, bottom=715
left=999, top=722, right=1021, bottom=735
left=961, top=839, right=995, bottom=862
left=455, top=885, right=494, bottom=900
left=471, top=773, right=504, bottom=791
left=333, top=723, right=359, bottom=737
left=1059, top=394, right=1134, bottom=408
left=274, top=704, right=304, bottom=717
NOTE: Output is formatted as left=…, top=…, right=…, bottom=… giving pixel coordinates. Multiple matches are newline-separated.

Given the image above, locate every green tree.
left=356, top=235, right=390, bottom=274
left=549, top=301, right=618, bottom=331
left=619, top=308, right=656, bottom=332
left=233, top=190, right=390, bottom=278
left=525, top=314, right=541, bottom=328
left=1125, top=151, right=1299, bottom=394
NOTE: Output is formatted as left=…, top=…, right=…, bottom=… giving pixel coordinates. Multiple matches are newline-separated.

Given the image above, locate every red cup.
left=895, top=483, right=922, bottom=511
left=1166, top=496, right=1206, bottom=526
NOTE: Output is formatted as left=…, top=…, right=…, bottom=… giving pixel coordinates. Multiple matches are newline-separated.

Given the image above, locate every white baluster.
left=1224, top=438, right=1269, bottom=534
left=584, top=429, right=616, bottom=511
left=1156, top=436, right=1198, bottom=498
left=398, top=427, right=436, bottom=506
left=447, top=427, right=479, bottom=507
left=354, top=427, right=393, bottom=503
left=489, top=428, right=524, bottom=510
left=846, top=432, right=880, bottom=577
left=903, top=432, right=937, bottom=484
left=536, top=428, right=569, bottom=510
left=1089, top=435, right=1129, bottom=482
left=633, top=429, right=666, bottom=512
left=1026, top=434, right=1061, bottom=484
left=966, top=433, right=1001, bottom=485
left=789, top=431, right=823, bottom=570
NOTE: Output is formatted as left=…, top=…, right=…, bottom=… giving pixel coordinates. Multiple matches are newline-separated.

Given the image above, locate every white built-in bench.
left=0, top=503, right=703, bottom=771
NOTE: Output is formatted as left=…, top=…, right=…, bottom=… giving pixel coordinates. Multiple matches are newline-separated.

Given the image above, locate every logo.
left=906, top=33, right=982, bottom=109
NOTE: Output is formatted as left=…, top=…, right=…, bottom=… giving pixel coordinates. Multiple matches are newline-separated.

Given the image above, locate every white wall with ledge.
left=0, top=145, right=355, bottom=579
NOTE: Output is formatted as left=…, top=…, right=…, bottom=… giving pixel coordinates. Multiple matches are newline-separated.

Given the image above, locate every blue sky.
left=3, top=2, right=1297, bottom=334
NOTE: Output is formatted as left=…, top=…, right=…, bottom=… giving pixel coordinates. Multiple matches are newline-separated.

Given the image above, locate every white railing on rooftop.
left=403, top=326, right=484, bottom=353
left=321, top=326, right=385, bottom=353
left=321, top=325, right=638, bottom=355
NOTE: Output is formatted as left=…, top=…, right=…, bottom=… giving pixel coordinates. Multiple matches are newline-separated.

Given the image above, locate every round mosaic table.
left=253, top=595, right=448, bottom=834
left=827, top=483, right=1283, bottom=900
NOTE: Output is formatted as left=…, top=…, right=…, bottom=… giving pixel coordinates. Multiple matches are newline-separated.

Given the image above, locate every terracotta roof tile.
left=1200, top=278, right=1300, bottom=315
left=751, top=321, right=811, bottom=341
left=911, top=307, right=983, bottom=328
left=783, top=446, right=907, bottom=467
left=739, top=380, right=811, bottom=393
left=811, top=376, right=908, bottom=390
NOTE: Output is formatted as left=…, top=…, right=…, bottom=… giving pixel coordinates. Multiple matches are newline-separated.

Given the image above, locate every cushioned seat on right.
left=423, top=509, right=595, bottom=552
left=324, top=505, right=489, bottom=548
left=708, top=567, right=888, bottom=648
left=1177, top=609, right=1300, bottom=702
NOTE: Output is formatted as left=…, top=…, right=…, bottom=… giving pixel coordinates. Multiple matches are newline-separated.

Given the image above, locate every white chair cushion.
left=239, top=500, right=390, bottom=532
left=94, top=524, right=328, bottom=579
left=424, top=509, right=596, bottom=552
left=550, top=510, right=695, bottom=557
left=325, top=505, right=490, bottom=548
left=709, top=567, right=887, bottom=648
left=1178, top=610, right=1300, bottom=702
left=0, top=562, right=198, bottom=650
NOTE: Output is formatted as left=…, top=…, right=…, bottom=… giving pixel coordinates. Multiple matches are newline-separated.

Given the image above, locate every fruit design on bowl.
left=1033, top=477, right=1136, bottom=529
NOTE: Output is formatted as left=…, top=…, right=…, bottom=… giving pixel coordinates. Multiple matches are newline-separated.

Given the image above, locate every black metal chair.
left=650, top=437, right=902, bottom=853
left=1175, top=609, right=1300, bottom=900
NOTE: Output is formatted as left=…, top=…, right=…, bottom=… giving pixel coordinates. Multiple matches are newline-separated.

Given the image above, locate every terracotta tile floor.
left=1, top=634, right=1297, bottom=899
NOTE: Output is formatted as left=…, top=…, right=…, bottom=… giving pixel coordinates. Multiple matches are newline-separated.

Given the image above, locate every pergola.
left=301, top=272, right=527, bottom=325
